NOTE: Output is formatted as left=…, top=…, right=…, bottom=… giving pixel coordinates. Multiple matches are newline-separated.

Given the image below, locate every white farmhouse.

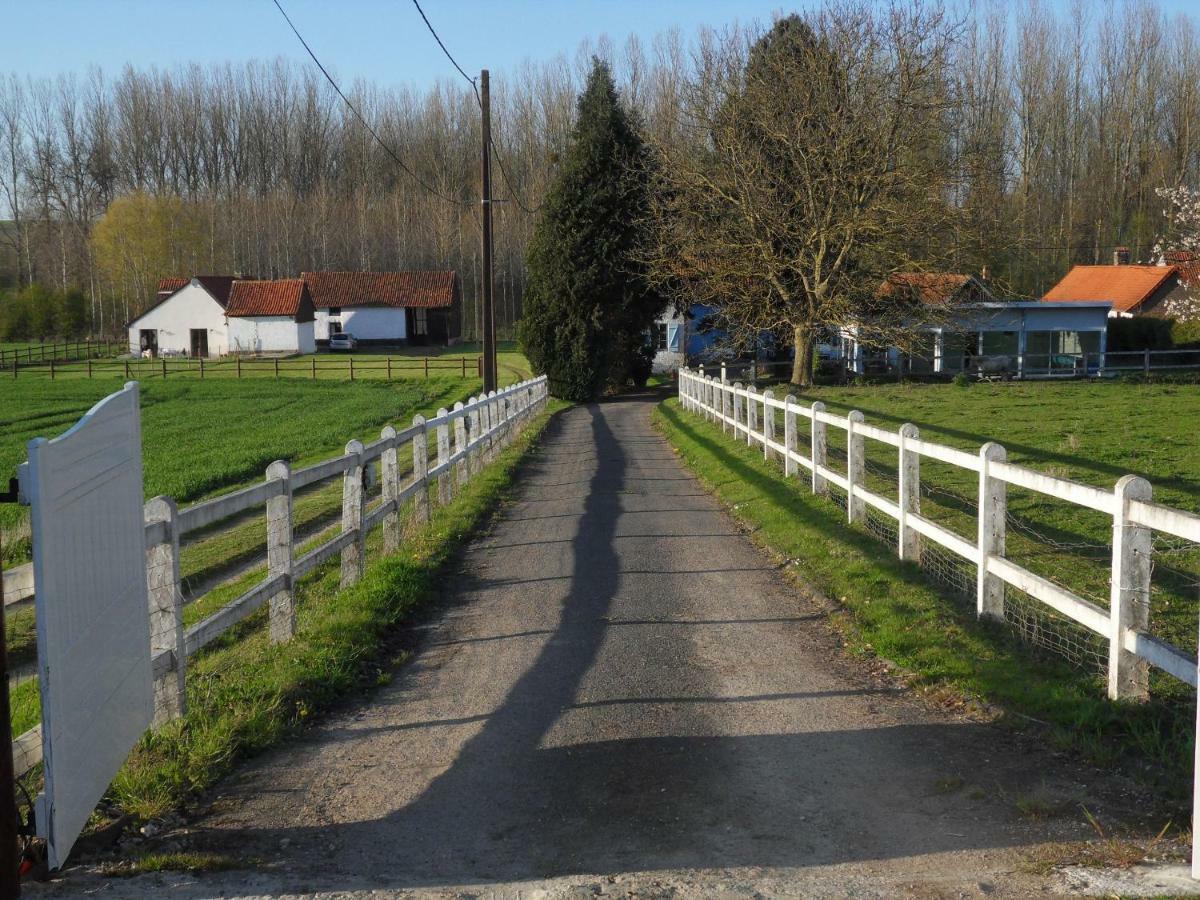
left=301, top=271, right=461, bottom=347
left=226, top=279, right=317, bottom=355
left=126, top=275, right=240, bottom=357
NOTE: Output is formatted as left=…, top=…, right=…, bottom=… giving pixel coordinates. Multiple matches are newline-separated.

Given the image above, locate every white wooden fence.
left=9, top=376, right=549, bottom=776
left=677, top=366, right=1200, bottom=877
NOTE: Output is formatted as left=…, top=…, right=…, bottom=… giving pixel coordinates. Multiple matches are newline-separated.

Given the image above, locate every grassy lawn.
left=655, top=382, right=1198, bottom=801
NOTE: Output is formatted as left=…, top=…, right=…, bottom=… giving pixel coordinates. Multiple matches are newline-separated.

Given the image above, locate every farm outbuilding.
left=1044, top=261, right=1187, bottom=318
left=301, top=271, right=461, bottom=347
left=126, top=275, right=240, bottom=358
left=226, top=279, right=316, bottom=355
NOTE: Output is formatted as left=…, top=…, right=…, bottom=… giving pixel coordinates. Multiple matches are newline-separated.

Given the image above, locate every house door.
left=190, top=329, right=209, bottom=358
left=139, top=329, right=158, bottom=358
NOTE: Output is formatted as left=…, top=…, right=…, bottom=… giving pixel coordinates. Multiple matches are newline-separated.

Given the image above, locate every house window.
left=413, top=307, right=428, bottom=336
left=328, top=307, right=341, bottom=317
left=653, top=322, right=668, bottom=351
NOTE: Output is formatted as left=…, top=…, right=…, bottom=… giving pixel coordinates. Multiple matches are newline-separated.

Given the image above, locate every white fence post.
left=976, top=442, right=1007, bottom=620
left=783, top=395, right=797, bottom=476
left=341, top=439, right=365, bottom=587
left=762, top=390, right=776, bottom=462
left=436, top=407, right=452, bottom=505
left=898, top=423, right=920, bottom=561
left=1109, top=474, right=1152, bottom=701
left=266, top=460, right=295, bottom=642
left=454, top=402, right=469, bottom=487
left=846, top=410, right=865, bottom=523
left=733, top=384, right=743, bottom=438
left=411, top=414, right=430, bottom=528
left=381, top=426, right=400, bottom=554
left=145, top=496, right=185, bottom=724
left=746, top=385, right=758, bottom=447
left=468, top=396, right=483, bottom=476
left=811, top=400, right=828, bottom=496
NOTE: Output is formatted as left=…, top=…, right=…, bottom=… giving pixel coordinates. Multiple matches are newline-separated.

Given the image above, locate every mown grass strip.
left=103, top=398, right=567, bottom=820
left=654, top=397, right=1193, bottom=801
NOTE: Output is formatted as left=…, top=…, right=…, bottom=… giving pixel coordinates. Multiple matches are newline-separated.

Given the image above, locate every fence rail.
left=0, top=340, right=120, bottom=367
left=5, top=354, right=512, bottom=382
left=677, top=365, right=1200, bottom=876
left=8, top=374, right=550, bottom=773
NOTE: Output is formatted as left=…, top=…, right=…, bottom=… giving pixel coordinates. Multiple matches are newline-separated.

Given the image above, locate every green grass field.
left=657, top=378, right=1200, bottom=798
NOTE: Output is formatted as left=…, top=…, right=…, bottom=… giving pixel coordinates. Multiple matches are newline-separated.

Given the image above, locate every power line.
left=407, top=0, right=541, bottom=215
left=271, top=0, right=466, bottom=207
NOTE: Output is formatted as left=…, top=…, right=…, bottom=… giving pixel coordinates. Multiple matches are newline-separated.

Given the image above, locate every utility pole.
left=480, top=69, right=497, bottom=393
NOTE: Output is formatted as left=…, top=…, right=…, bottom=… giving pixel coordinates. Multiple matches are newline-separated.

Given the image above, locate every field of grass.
left=656, top=379, right=1200, bottom=799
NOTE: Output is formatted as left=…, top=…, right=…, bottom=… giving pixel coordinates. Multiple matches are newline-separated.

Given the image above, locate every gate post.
left=380, top=426, right=400, bottom=554
left=977, top=442, right=1007, bottom=620
left=341, top=441, right=365, bottom=587
left=811, top=401, right=828, bottom=496
left=898, top=423, right=921, bottom=561
left=265, top=461, right=295, bottom=643
left=145, top=496, right=185, bottom=723
left=1109, top=475, right=1151, bottom=700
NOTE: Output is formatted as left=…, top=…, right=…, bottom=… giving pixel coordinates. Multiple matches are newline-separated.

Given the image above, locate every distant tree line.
left=2, top=1, right=1200, bottom=339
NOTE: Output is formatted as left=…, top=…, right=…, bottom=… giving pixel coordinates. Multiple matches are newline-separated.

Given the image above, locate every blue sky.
left=6, top=1, right=787, bottom=89
left=9, top=1, right=1200, bottom=91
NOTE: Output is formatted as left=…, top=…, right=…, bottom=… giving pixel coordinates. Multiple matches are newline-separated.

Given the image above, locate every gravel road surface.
left=37, top=391, right=1160, bottom=898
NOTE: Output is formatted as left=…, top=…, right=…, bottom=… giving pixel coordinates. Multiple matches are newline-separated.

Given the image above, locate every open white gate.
left=24, top=382, right=153, bottom=869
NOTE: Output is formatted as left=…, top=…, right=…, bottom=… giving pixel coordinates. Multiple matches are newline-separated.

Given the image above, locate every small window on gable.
left=328, top=306, right=341, bottom=316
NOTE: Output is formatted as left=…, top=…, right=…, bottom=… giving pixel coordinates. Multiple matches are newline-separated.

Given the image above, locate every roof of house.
left=226, top=279, right=311, bottom=318
left=156, top=277, right=190, bottom=294
left=878, top=273, right=990, bottom=306
left=1163, top=250, right=1200, bottom=288
left=128, top=273, right=246, bottom=327
left=299, top=271, right=456, bottom=309
left=1043, top=265, right=1179, bottom=313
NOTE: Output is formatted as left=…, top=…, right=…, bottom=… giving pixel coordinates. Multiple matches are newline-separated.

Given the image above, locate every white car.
left=328, top=332, right=358, bottom=351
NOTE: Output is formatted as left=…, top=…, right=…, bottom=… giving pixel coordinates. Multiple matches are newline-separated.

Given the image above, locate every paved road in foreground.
left=48, top=391, right=1145, bottom=897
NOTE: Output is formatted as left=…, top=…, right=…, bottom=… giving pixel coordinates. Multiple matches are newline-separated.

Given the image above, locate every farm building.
left=301, top=271, right=461, bottom=347
left=650, top=304, right=750, bottom=373
left=841, top=272, right=1113, bottom=376
left=126, top=275, right=241, bottom=357
left=1043, top=253, right=1189, bottom=317
left=226, top=279, right=316, bottom=355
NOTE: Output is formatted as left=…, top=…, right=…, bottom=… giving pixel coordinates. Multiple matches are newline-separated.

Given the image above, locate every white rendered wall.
left=126, top=284, right=228, bottom=356
left=315, top=307, right=407, bottom=341
left=228, top=316, right=310, bottom=354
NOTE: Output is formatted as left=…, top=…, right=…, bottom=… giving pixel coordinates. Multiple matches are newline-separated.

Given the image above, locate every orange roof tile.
left=226, top=279, right=311, bottom=318
left=1043, top=265, right=1178, bottom=313
left=156, top=277, right=189, bottom=294
left=300, top=271, right=456, bottom=309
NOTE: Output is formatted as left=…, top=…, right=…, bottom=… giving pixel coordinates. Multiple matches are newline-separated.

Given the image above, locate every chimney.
left=980, top=265, right=990, bottom=281
left=1113, top=246, right=1130, bottom=266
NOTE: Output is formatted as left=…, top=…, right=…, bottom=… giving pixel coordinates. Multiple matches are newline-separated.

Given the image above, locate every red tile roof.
left=192, top=275, right=241, bottom=307
left=1043, top=265, right=1179, bottom=313
left=226, top=279, right=312, bottom=318
left=300, top=271, right=456, bottom=309
left=878, top=273, right=988, bottom=306
left=157, top=277, right=189, bottom=294
left=1164, top=250, right=1200, bottom=289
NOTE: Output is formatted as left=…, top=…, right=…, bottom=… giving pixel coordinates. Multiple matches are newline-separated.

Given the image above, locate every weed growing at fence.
left=95, top=398, right=566, bottom=821
left=654, top=398, right=1194, bottom=801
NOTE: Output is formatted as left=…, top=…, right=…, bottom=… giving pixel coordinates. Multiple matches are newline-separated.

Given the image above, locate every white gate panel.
left=26, top=382, right=153, bottom=869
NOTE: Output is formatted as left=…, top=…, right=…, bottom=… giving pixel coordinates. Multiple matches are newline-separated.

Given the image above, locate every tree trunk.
left=791, top=324, right=814, bottom=386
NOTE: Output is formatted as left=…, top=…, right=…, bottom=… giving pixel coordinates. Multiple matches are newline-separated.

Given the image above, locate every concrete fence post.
left=846, top=410, right=865, bottom=524
left=145, top=496, right=185, bottom=725
left=783, top=395, right=797, bottom=476
left=341, top=440, right=365, bottom=587
left=898, top=423, right=921, bottom=561
left=436, top=408, right=452, bottom=505
left=746, top=386, right=758, bottom=448
left=762, top=390, right=776, bottom=462
left=411, top=414, right=430, bottom=528
left=265, top=460, right=295, bottom=642
left=1109, top=474, right=1152, bottom=701
left=453, top=402, right=469, bottom=487
left=380, top=426, right=400, bottom=554
left=976, top=442, right=1007, bottom=620
left=811, top=401, right=828, bottom=496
